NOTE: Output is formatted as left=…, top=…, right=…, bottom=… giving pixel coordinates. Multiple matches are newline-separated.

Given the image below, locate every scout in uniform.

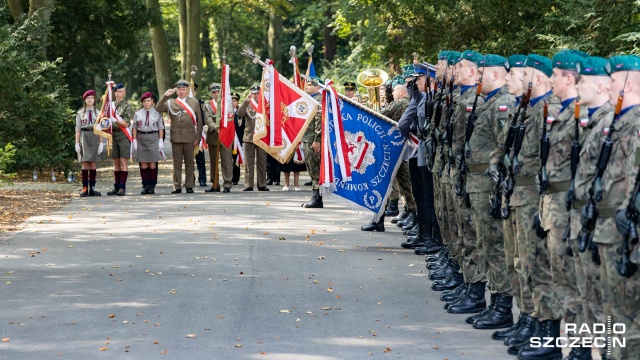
left=237, top=86, right=269, bottom=191
left=301, top=78, right=324, bottom=208
left=75, top=90, right=103, bottom=197
left=203, top=83, right=234, bottom=193
left=132, top=92, right=164, bottom=195
left=155, top=79, right=203, bottom=194
left=107, top=83, right=133, bottom=196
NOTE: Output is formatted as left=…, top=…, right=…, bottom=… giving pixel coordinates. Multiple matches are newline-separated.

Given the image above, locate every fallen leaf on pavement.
left=1, top=338, right=9, bottom=342
left=186, top=334, right=196, bottom=338
left=383, top=348, right=392, bottom=353
left=99, top=348, right=108, bottom=351
left=108, top=314, right=115, bottom=318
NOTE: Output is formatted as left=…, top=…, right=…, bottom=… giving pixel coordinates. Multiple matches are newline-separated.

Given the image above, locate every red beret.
left=140, top=92, right=154, bottom=102
left=83, top=90, right=96, bottom=100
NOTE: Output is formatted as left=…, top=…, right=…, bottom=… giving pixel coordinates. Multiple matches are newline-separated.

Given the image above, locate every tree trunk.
left=186, top=0, right=201, bottom=87
left=146, top=0, right=173, bottom=95
left=202, top=20, right=213, bottom=72
left=323, top=2, right=336, bottom=63
left=28, top=0, right=55, bottom=58
left=7, top=0, right=25, bottom=19
left=267, top=8, right=282, bottom=72
left=178, top=0, right=188, bottom=79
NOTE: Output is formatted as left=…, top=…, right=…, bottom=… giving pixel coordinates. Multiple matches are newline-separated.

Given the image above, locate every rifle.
left=577, top=74, right=627, bottom=265
left=537, top=97, right=551, bottom=195
left=501, top=76, right=533, bottom=219
left=439, top=75, right=456, bottom=177
left=455, top=79, right=483, bottom=198
left=616, top=167, right=640, bottom=277
left=562, top=99, right=581, bottom=256
left=424, top=77, right=444, bottom=171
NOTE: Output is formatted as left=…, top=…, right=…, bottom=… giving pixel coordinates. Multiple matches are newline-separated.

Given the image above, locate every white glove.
left=132, top=139, right=138, bottom=151
left=158, top=138, right=164, bottom=151
left=97, top=142, right=104, bottom=155
left=75, top=143, right=81, bottom=153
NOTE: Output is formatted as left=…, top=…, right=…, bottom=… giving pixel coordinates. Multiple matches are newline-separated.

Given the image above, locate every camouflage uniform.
left=450, top=85, right=485, bottom=283
left=111, top=100, right=133, bottom=159
left=591, top=105, right=640, bottom=360
left=569, top=102, right=611, bottom=350
left=538, top=99, right=583, bottom=322
left=467, top=86, right=514, bottom=292
left=303, top=92, right=323, bottom=190
left=381, top=97, right=415, bottom=212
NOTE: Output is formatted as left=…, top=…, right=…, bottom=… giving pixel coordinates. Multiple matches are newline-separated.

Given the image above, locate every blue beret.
left=438, top=51, right=450, bottom=61
left=459, top=50, right=483, bottom=66
left=524, top=54, right=553, bottom=77
left=578, top=56, right=608, bottom=76
left=605, top=55, right=640, bottom=74
left=552, top=50, right=583, bottom=71
left=507, top=54, right=527, bottom=70
left=114, top=83, right=125, bottom=91
left=448, top=52, right=461, bottom=66
left=480, top=54, right=508, bottom=69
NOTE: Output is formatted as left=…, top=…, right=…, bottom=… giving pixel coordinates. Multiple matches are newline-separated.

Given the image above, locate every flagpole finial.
left=289, top=46, right=297, bottom=64
left=240, top=45, right=263, bottom=65
left=306, top=45, right=314, bottom=56
left=107, top=69, right=112, bottom=81
left=190, top=65, right=198, bottom=78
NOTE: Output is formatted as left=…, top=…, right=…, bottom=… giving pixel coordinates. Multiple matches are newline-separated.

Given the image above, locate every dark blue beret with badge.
left=114, top=83, right=125, bottom=91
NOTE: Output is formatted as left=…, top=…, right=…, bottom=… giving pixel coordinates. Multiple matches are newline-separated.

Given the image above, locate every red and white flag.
left=320, top=80, right=351, bottom=192
left=219, top=63, right=235, bottom=148
left=233, top=134, right=244, bottom=166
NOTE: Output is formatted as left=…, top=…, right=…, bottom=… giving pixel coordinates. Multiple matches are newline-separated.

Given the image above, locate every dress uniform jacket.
left=155, top=95, right=203, bottom=144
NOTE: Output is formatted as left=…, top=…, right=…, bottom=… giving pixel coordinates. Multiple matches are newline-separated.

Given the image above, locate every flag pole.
left=212, top=48, right=226, bottom=190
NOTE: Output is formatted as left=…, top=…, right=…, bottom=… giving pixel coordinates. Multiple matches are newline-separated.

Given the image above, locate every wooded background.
left=1, top=0, right=639, bottom=172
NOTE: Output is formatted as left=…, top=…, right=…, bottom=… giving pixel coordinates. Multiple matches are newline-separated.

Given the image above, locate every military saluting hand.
left=164, top=88, right=177, bottom=97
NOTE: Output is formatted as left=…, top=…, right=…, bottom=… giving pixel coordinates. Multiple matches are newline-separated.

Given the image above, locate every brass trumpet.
left=356, top=69, right=388, bottom=111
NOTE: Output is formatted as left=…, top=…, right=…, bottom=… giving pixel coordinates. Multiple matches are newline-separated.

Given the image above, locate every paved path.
left=0, top=140, right=516, bottom=360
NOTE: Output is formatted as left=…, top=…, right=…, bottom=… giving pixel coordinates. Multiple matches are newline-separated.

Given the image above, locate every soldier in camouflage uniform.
left=567, top=56, right=613, bottom=360
left=589, top=55, right=640, bottom=360
left=502, top=55, right=562, bottom=356
left=462, top=54, right=516, bottom=330
left=107, top=83, right=133, bottom=196
left=488, top=54, right=528, bottom=342
left=444, top=50, right=487, bottom=314
left=301, top=78, right=324, bottom=208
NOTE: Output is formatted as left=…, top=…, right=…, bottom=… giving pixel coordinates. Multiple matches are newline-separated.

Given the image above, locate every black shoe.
left=274, top=182, right=280, bottom=185
left=80, top=188, right=89, bottom=197
left=141, top=185, right=149, bottom=195
left=171, top=189, right=182, bottom=194
left=258, top=187, right=270, bottom=191
left=562, top=347, right=593, bottom=360
left=223, top=188, right=230, bottom=193
left=186, top=188, right=194, bottom=193
left=148, top=186, right=155, bottom=194
left=205, top=187, right=220, bottom=193
left=361, top=218, right=385, bottom=232
left=473, top=295, right=514, bottom=330
left=440, top=283, right=468, bottom=302
left=303, top=190, right=323, bottom=208
left=466, top=293, right=497, bottom=325
left=384, top=199, right=400, bottom=216
left=116, top=188, right=125, bottom=196
left=304, top=181, right=312, bottom=186
left=421, top=240, right=444, bottom=255
left=426, top=248, right=448, bottom=263
left=266, top=179, right=273, bottom=185
left=414, top=247, right=430, bottom=255
left=401, top=239, right=425, bottom=249
left=390, top=209, right=410, bottom=224
left=492, top=312, right=526, bottom=341
left=427, top=256, right=450, bottom=270
left=404, top=224, right=419, bottom=236
left=431, top=273, right=463, bottom=291
left=89, top=187, right=101, bottom=196
left=107, top=187, right=119, bottom=196
left=397, top=212, right=416, bottom=228
left=243, top=187, right=253, bottom=191
left=447, top=281, right=486, bottom=314
left=504, top=314, right=539, bottom=348
left=428, top=260, right=459, bottom=280
left=199, top=180, right=207, bottom=187
left=516, top=319, right=562, bottom=360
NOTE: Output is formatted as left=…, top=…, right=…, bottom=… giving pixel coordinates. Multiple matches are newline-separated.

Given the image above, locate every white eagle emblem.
left=344, top=131, right=375, bottom=174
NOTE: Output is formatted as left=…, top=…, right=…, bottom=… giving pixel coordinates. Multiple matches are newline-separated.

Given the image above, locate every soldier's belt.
left=597, top=206, right=618, bottom=218
left=138, top=131, right=159, bottom=134
left=546, top=180, right=571, bottom=194
left=572, top=199, right=588, bottom=210
left=515, top=176, right=536, bottom=186
left=467, top=163, right=489, bottom=173
left=81, top=128, right=93, bottom=132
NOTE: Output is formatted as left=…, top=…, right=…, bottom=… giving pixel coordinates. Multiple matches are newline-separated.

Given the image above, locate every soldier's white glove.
left=132, top=139, right=138, bottom=151
left=158, top=139, right=164, bottom=151
left=75, top=143, right=81, bottom=153
left=97, top=142, right=104, bottom=155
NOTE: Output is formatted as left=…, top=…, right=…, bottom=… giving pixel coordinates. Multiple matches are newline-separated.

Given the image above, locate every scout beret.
left=578, top=56, right=609, bottom=76
left=391, top=75, right=405, bottom=87
left=605, top=55, right=640, bottom=74
left=524, top=54, right=553, bottom=77
left=230, top=92, right=240, bottom=100
left=113, top=83, right=125, bottom=91
left=438, top=51, right=450, bottom=61
left=209, top=83, right=221, bottom=92
left=174, top=79, right=189, bottom=88
left=480, top=54, right=508, bottom=69
left=250, top=86, right=260, bottom=93
left=507, top=54, right=527, bottom=70
left=447, top=51, right=462, bottom=66
left=83, top=89, right=96, bottom=100
left=552, top=50, right=583, bottom=71
left=343, top=81, right=357, bottom=90
left=459, top=50, right=483, bottom=66
left=140, top=92, right=154, bottom=102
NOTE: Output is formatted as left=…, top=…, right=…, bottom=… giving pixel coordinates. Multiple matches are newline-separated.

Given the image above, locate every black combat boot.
left=492, top=312, right=526, bottom=341
left=401, top=215, right=418, bottom=231
left=473, top=295, right=513, bottom=329
left=447, top=281, right=486, bottom=314
left=401, top=224, right=427, bottom=249
left=391, top=208, right=410, bottom=224
left=505, top=315, right=540, bottom=355
left=141, top=185, right=149, bottom=195
left=397, top=212, right=416, bottom=228
left=562, top=347, right=593, bottom=360
left=148, top=185, right=155, bottom=194
left=427, top=255, right=450, bottom=270
left=428, top=259, right=459, bottom=280
left=516, top=319, right=562, bottom=360
left=404, top=224, right=419, bottom=236
left=426, top=248, right=448, bottom=263
left=302, top=189, right=323, bottom=208
left=361, top=216, right=385, bottom=232
left=89, top=186, right=101, bottom=196
left=440, top=282, right=468, bottom=302
left=384, top=199, right=399, bottom=216
left=431, top=272, right=463, bottom=291
left=466, top=293, right=497, bottom=324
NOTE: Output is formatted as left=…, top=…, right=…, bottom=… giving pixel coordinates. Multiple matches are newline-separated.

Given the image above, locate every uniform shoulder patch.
left=466, top=105, right=473, bottom=112
left=498, top=105, right=508, bottom=111
left=580, top=118, right=588, bottom=127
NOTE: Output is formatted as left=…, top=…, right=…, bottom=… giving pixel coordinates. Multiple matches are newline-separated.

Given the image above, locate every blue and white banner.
left=324, top=94, right=406, bottom=220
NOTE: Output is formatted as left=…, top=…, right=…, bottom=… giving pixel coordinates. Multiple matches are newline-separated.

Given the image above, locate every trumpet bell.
left=356, top=69, right=389, bottom=111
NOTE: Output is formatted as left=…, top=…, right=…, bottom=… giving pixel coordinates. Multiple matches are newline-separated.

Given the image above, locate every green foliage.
left=0, top=143, right=16, bottom=186
left=0, top=6, right=74, bottom=172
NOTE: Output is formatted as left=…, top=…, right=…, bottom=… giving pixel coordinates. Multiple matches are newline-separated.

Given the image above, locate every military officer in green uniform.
left=203, top=83, right=234, bottom=193
left=107, top=83, right=133, bottom=196
left=302, top=77, right=324, bottom=208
